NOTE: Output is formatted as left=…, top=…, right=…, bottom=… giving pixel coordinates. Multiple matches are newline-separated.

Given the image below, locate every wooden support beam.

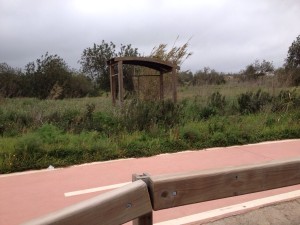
left=172, top=68, right=177, bottom=103
left=118, top=61, right=124, bottom=107
left=109, top=65, right=116, bottom=105
left=149, top=157, right=300, bottom=210
left=132, top=75, right=161, bottom=77
left=159, top=71, right=164, bottom=101
left=22, top=180, right=152, bottom=225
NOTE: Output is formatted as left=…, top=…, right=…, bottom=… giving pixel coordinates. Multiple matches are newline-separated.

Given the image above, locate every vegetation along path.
left=1, top=83, right=300, bottom=174
left=1, top=139, right=300, bottom=225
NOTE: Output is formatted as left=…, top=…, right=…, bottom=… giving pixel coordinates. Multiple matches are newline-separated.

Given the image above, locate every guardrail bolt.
left=161, top=191, right=168, bottom=198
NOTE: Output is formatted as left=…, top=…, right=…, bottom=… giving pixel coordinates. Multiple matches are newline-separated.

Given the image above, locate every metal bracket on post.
left=132, top=173, right=153, bottom=225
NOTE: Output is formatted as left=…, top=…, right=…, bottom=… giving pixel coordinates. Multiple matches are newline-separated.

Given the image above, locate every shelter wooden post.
left=137, top=75, right=140, bottom=98
left=159, top=71, right=164, bottom=101
left=172, top=67, right=177, bottom=102
left=109, top=64, right=116, bottom=105
left=118, top=61, right=124, bottom=107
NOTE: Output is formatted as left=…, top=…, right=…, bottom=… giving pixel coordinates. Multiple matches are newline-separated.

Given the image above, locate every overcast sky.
left=0, top=0, right=299, bottom=73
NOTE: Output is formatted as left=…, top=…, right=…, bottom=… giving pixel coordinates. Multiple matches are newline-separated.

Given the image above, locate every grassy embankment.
left=1, top=81, right=300, bottom=173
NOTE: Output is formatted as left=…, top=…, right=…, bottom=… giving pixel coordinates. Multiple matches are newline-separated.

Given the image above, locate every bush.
left=10, top=134, right=45, bottom=171
left=120, top=99, right=182, bottom=131
left=272, top=89, right=300, bottom=112
left=192, top=68, right=226, bottom=85
left=36, top=124, right=63, bottom=144
left=181, top=127, right=202, bottom=144
left=238, top=90, right=272, bottom=114
left=199, top=106, right=217, bottom=120
left=92, top=111, right=118, bottom=135
left=182, top=92, right=227, bottom=121
left=209, top=92, right=226, bottom=110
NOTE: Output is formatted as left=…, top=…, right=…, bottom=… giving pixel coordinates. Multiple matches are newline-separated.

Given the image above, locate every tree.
left=282, top=35, right=300, bottom=86
left=285, top=34, right=300, bottom=69
left=193, top=67, right=225, bottom=85
left=242, top=59, right=274, bottom=80
left=259, top=60, right=275, bottom=75
left=244, top=64, right=257, bottom=79
left=0, top=63, right=23, bottom=97
left=117, top=44, right=140, bottom=92
left=79, top=40, right=139, bottom=92
left=178, top=70, right=193, bottom=85
left=1, top=56, right=93, bottom=99
left=63, top=72, right=94, bottom=98
left=25, top=52, right=72, bottom=99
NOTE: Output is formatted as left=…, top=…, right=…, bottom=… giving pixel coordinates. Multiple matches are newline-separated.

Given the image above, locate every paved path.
left=1, top=139, right=300, bottom=225
left=199, top=198, right=300, bottom=225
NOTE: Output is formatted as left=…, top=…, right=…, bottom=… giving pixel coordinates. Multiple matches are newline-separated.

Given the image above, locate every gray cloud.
left=0, top=0, right=299, bottom=73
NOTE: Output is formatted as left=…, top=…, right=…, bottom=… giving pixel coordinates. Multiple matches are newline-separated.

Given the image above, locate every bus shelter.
left=107, top=57, right=180, bottom=106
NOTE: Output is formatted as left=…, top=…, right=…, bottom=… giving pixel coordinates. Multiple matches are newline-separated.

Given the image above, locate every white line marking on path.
left=154, top=189, right=300, bottom=225
left=64, top=182, right=131, bottom=197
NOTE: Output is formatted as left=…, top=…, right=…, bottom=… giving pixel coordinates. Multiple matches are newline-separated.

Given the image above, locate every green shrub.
left=181, top=92, right=227, bottom=121
left=208, top=119, right=225, bottom=134
left=209, top=91, right=226, bottom=111
left=92, top=111, right=118, bottom=135
left=211, top=132, right=227, bottom=146
left=61, top=110, right=81, bottom=131
left=181, top=97, right=203, bottom=121
left=181, top=126, right=202, bottom=144
left=199, top=106, right=217, bottom=120
left=160, top=139, right=188, bottom=153
left=265, top=117, right=276, bottom=127
left=122, top=135, right=161, bottom=157
left=238, top=90, right=272, bottom=114
left=272, top=89, right=300, bottom=112
left=0, top=110, right=34, bottom=136
left=121, top=99, right=182, bottom=131
left=36, top=124, right=63, bottom=144
left=10, top=134, right=45, bottom=171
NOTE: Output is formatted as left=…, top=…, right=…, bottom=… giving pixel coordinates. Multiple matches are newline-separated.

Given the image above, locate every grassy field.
left=1, top=80, right=300, bottom=173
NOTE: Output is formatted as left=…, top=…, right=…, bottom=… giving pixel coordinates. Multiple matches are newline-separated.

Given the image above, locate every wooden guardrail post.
left=132, top=173, right=153, bottom=225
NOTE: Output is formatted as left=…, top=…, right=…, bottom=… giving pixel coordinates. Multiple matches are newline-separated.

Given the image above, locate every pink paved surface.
left=0, top=139, right=300, bottom=225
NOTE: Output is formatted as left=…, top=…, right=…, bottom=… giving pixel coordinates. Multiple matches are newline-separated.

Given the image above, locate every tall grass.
left=1, top=83, right=300, bottom=173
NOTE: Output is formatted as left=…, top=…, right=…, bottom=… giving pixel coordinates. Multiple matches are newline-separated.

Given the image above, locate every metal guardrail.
left=22, top=157, right=300, bottom=225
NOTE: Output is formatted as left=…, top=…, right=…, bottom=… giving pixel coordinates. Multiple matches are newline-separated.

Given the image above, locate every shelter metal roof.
left=107, top=57, right=180, bottom=73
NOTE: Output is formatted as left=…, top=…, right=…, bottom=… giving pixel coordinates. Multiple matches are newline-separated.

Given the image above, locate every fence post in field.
left=132, top=173, right=153, bottom=225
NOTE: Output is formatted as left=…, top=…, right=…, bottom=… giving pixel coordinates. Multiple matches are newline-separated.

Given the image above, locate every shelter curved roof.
left=107, top=57, right=180, bottom=73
